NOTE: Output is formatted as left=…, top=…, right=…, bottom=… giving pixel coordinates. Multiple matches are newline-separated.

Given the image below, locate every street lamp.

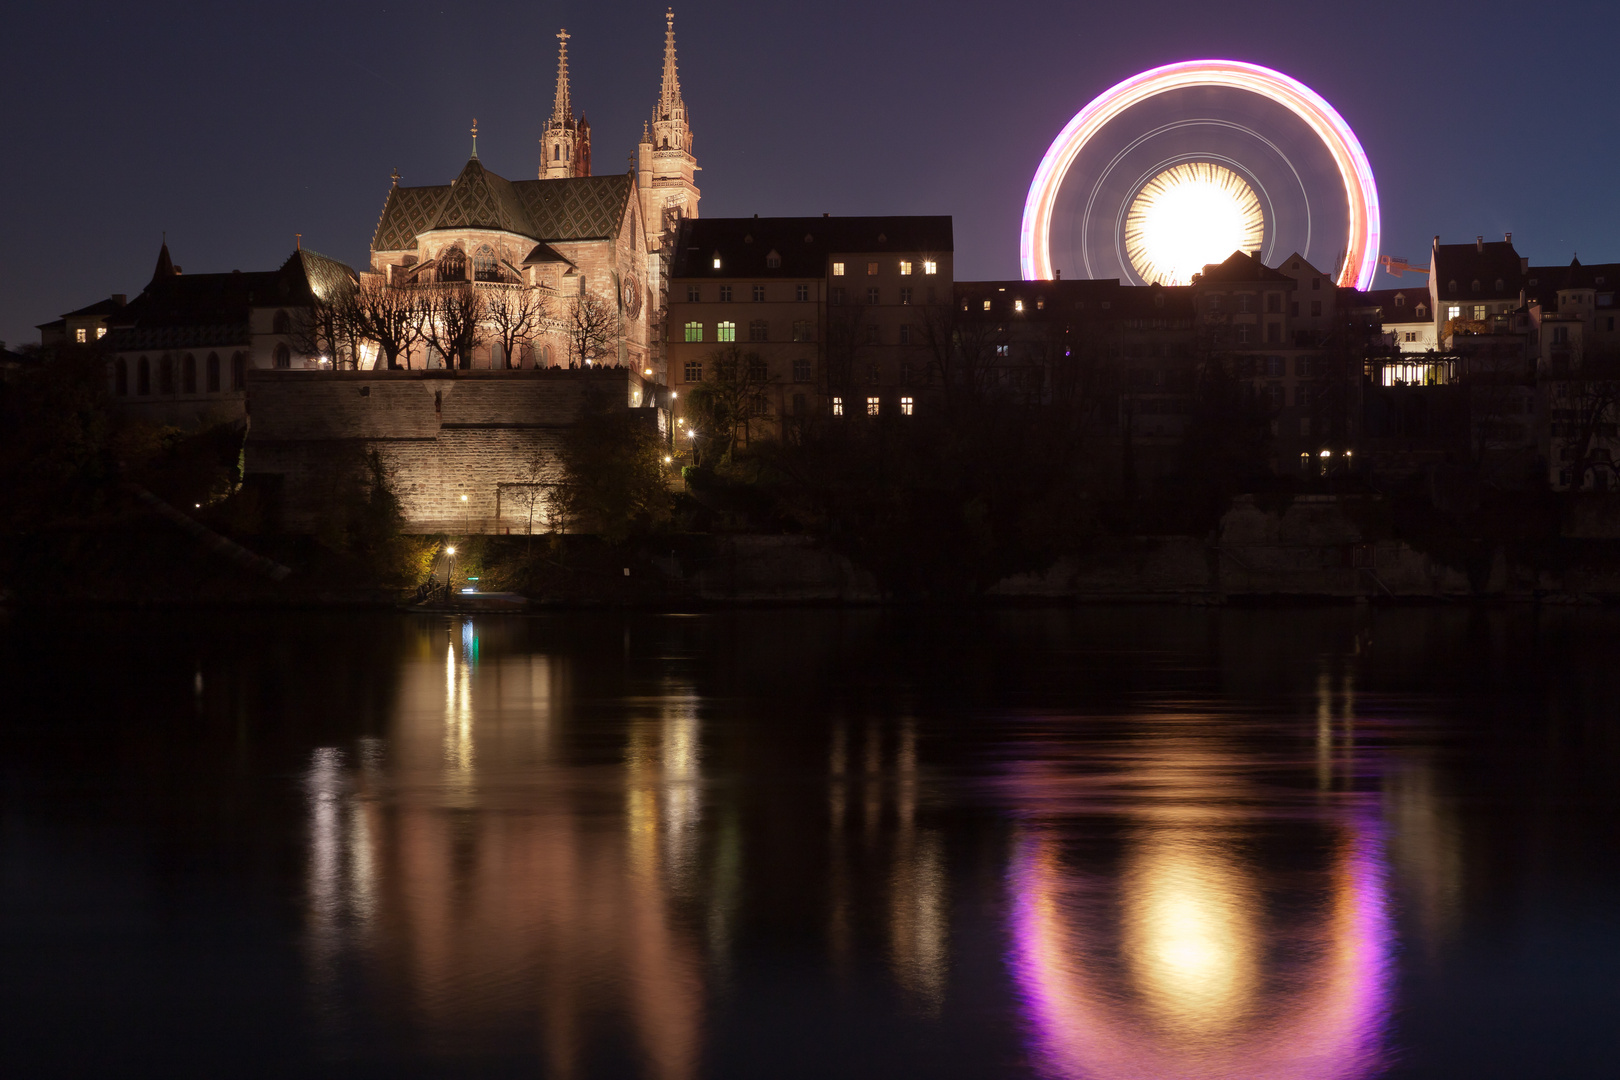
left=460, top=493, right=469, bottom=534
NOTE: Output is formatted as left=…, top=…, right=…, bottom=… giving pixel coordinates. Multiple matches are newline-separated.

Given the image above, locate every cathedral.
left=365, top=10, right=700, bottom=375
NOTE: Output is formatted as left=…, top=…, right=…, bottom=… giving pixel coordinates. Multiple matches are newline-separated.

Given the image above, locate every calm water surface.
left=3, top=607, right=1619, bottom=1078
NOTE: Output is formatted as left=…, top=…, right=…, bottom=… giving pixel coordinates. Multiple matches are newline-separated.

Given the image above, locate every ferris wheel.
left=1020, top=60, right=1381, bottom=290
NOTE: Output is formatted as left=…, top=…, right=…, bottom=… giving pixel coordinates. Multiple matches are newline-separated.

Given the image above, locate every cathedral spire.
left=470, top=117, right=479, bottom=158
left=552, top=29, right=573, bottom=126
left=659, top=9, right=683, bottom=117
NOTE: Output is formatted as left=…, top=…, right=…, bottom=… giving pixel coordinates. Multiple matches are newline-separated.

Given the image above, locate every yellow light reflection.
left=1125, top=162, right=1265, bottom=286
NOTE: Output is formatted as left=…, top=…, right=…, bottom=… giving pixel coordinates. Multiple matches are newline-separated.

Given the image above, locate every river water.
left=3, top=607, right=1618, bottom=1078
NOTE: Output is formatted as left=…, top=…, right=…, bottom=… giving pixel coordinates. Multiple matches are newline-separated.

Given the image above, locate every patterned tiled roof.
left=371, top=159, right=633, bottom=252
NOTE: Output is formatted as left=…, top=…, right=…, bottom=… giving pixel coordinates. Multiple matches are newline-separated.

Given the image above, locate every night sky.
left=6, top=0, right=1618, bottom=347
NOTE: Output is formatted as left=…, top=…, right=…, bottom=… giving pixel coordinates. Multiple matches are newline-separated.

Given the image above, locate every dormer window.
left=1449, top=280, right=1458, bottom=293
left=766, top=250, right=781, bottom=269
left=1471, top=279, right=1481, bottom=292
left=1495, top=278, right=1505, bottom=291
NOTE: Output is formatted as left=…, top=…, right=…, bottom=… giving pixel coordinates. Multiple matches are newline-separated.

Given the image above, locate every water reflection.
left=302, top=618, right=703, bottom=1079
left=1007, top=728, right=1394, bottom=1080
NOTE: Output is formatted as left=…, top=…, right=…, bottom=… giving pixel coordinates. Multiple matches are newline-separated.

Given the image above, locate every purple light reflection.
left=1008, top=814, right=1392, bottom=1080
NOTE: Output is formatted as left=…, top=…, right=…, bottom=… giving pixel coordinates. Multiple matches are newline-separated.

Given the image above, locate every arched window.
left=554, top=144, right=561, bottom=161
left=1471, top=279, right=1481, bottom=293
left=159, top=355, right=175, bottom=394
left=438, top=247, right=466, bottom=282
left=137, top=357, right=150, bottom=395
left=273, top=344, right=290, bottom=369
left=182, top=354, right=197, bottom=393
left=272, top=310, right=291, bottom=334
left=1495, top=278, right=1505, bottom=292
left=114, top=358, right=128, bottom=396
left=473, top=245, right=498, bottom=282
left=426, top=343, right=444, bottom=369
left=231, top=353, right=247, bottom=390
left=1448, top=280, right=1458, bottom=293
left=491, top=342, right=506, bottom=368
left=206, top=353, right=220, bottom=392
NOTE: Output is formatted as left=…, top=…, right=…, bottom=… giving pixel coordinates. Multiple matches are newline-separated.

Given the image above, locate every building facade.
left=664, top=216, right=954, bottom=438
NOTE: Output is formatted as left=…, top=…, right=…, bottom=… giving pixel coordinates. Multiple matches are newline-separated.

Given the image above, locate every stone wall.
left=244, top=368, right=649, bottom=533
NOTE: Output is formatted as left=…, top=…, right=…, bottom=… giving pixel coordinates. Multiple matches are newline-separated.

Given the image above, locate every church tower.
left=541, top=29, right=591, bottom=179
left=638, top=9, right=700, bottom=249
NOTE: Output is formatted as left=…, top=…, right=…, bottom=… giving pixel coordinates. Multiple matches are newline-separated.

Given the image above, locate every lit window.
left=832, top=262, right=845, bottom=276
left=1014, top=299, right=1024, bottom=313
left=713, top=257, right=722, bottom=269
left=718, top=321, right=736, bottom=342
left=1447, top=305, right=1461, bottom=320
left=866, top=396, right=880, bottom=415
left=995, top=344, right=1010, bottom=357
left=75, top=328, right=86, bottom=343
left=719, top=285, right=733, bottom=302
left=900, top=261, right=913, bottom=276
left=687, top=285, right=701, bottom=302
left=796, top=284, right=810, bottom=301
left=1473, top=305, right=1486, bottom=320
left=1035, top=299, right=1044, bottom=310
left=923, top=260, right=937, bottom=275
left=867, top=262, right=878, bottom=276
left=684, top=361, right=703, bottom=382
left=832, top=396, right=843, bottom=416
left=899, top=288, right=912, bottom=305
left=900, top=396, right=914, bottom=415
left=684, top=321, right=703, bottom=342
left=983, top=299, right=992, bottom=311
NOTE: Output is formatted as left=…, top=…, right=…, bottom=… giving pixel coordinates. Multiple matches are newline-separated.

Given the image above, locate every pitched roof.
left=107, top=246, right=358, bottom=351
left=670, top=216, right=954, bottom=278
left=371, top=159, right=635, bottom=252
left=1432, top=239, right=1524, bottom=301
left=1193, top=250, right=1294, bottom=285
left=1361, top=287, right=1431, bottom=321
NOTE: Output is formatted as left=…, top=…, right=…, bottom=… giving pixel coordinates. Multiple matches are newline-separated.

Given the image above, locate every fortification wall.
left=244, top=369, right=648, bottom=533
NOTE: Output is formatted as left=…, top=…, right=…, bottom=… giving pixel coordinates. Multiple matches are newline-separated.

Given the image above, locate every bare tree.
left=287, top=289, right=357, bottom=369
left=485, top=287, right=548, bottom=369
left=350, top=278, right=425, bottom=370
left=689, top=344, right=779, bottom=463
left=421, top=283, right=486, bottom=371
left=915, top=299, right=1007, bottom=409
left=565, top=290, right=617, bottom=367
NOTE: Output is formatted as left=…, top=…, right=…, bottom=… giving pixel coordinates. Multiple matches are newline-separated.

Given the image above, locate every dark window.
left=687, top=284, right=701, bottom=302
left=899, top=288, right=912, bottom=305
left=1239, top=295, right=1253, bottom=314
left=159, top=356, right=175, bottom=394
left=1266, top=293, right=1281, bottom=313
left=766, top=251, right=781, bottom=269
left=473, top=245, right=498, bottom=282
left=792, top=392, right=806, bottom=415
left=795, top=284, right=810, bottom=302
left=866, top=287, right=879, bottom=304
left=231, top=353, right=247, bottom=390
left=1311, top=301, right=1322, bottom=317
left=272, top=310, right=291, bottom=334
left=114, top=358, right=128, bottom=396
left=1312, top=277, right=1322, bottom=291
left=899, top=324, right=912, bottom=345
left=1265, top=322, right=1281, bottom=344
left=748, top=359, right=767, bottom=382
left=439, top=247, right=466, bottom=281
left=719, top=285, right=733, bottom=302
left=274, top=344, right=291, bottom=368
left=137, top=356, right=150, bottom=394
left=831, top=288, right=846, bottom=306
left=182, top=354, right=196, bottom=393
left=206, top=353, right=220, bottom=391
left=752, top=284, right=765, bottom=302
left=793, top=358, right=811, bottom=382
left=748, top=320, right=768, bottom=342
left=684, top=361, right=703, bottom=382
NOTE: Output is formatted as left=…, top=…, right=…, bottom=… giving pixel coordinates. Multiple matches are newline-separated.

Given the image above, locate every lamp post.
left=444, top=545, right=457, bottom=602
left=460, top=493, right=469, bottom=535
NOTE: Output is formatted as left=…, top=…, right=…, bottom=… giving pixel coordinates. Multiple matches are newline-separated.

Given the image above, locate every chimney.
left=1476, top=236, right=1484, bottom=252
left=1521, top=257, right=1530, bottom=273
left=1251, top=249, right=1262, bottom=260
left=1505, top=232, right=1513, bottom=244
left=1054, top=269, right=1062, bottom=280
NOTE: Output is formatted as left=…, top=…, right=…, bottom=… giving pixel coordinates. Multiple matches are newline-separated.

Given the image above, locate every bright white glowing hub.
left=1125, top=163, right=1264, bottom=286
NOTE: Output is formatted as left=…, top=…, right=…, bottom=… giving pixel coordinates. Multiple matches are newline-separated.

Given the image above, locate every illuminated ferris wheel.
left=1020, top=60, right=1381, bottom=290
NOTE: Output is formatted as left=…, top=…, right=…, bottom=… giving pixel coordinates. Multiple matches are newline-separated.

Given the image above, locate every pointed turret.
left=639, top=8, right=700, bottom=248
left=540, top=28, right=591, bottom=179
left=148, top=239, right=177, bottom=289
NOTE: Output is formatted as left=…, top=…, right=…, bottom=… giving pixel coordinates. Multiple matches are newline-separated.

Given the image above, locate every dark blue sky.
left=6, top=0, right=1618, bottom=346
